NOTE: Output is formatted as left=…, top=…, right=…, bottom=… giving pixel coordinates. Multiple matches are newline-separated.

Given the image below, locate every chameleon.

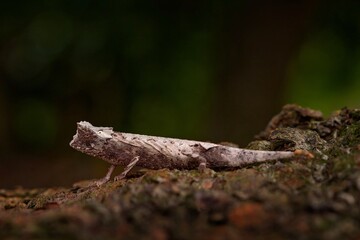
left=70, top=121, right=312, bottom=186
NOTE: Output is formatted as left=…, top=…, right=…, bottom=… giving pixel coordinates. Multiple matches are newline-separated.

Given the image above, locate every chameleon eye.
left=97, top=129, right=112, bottom=139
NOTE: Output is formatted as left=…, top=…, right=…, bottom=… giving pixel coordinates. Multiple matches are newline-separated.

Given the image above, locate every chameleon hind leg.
left=114, top=156, right=140, bottom=181
left=198, top=155, right=207, bottom=172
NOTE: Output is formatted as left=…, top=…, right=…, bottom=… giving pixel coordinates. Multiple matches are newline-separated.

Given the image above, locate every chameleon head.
left=69, top=121, right=114, bottom=155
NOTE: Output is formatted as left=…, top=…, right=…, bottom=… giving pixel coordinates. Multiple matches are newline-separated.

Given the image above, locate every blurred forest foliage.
left=0, top=0, right=360, bottom=187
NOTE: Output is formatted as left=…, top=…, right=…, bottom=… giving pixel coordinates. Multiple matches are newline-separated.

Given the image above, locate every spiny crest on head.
left=77, top=121, right=114, bottom=139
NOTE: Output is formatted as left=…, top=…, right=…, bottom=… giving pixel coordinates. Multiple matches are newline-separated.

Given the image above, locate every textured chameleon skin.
left=70, top=122, right=296, bottom=170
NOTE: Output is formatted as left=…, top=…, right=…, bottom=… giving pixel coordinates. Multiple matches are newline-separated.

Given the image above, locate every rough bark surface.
left=1, top=105, right=360, bottom=240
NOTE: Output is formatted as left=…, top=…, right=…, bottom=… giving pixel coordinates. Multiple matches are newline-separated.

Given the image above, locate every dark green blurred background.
left=1, top=0, right=359, bottom=187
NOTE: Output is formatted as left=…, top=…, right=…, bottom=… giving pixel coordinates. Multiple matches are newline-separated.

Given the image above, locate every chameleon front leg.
left=182, top=145, right=208, bottom=172
left=95, top=164, right=116, bottom=186
left=114, top=156, right=140, bottom=181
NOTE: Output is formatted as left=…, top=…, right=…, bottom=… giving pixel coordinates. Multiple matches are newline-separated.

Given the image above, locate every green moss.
left=339, top=121, right=360, bottom=147
left=269, top=127, right=329, bottom=152
left=329, top=155, right=356, bottom=179
left=246, top=140, right=272, bottom=150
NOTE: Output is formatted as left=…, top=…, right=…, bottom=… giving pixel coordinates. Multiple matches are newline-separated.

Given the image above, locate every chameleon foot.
left=94, top=165, right=115, bottom=186
left=94, top=177, right=110, bottom=186
left=114, top=174, right=125, bottom=182
left=197, top=156, right=208, bottom=173
left=198, top=162, right=207, bottom=173
left=114, top=156, right=140, bottom=182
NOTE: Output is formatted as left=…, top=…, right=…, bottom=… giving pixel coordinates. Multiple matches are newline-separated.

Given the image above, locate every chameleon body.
left=70, top=121, right=308, bottom=185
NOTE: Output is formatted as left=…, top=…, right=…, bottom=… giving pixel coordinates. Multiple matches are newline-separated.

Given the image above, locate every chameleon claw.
left=113, top=174, right=126, bottom=182
left=94, top=177, right=110, bottom=187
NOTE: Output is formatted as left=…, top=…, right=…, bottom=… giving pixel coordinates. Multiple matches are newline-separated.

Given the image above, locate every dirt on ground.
left=1, top=104, right=360, bottom=240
